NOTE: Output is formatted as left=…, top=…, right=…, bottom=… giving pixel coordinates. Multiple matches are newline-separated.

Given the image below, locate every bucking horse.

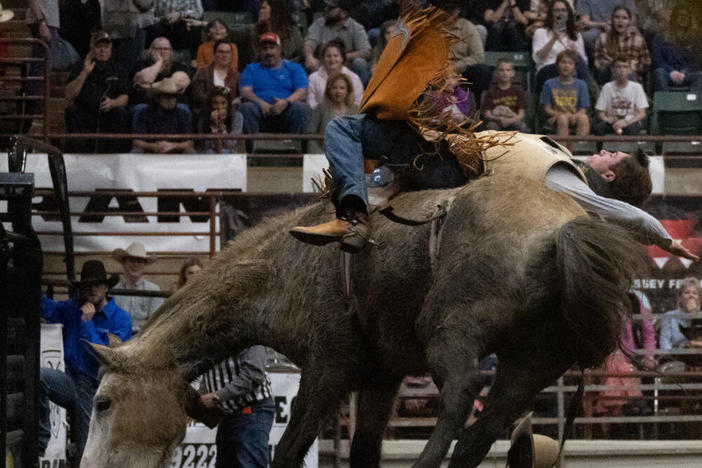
left=80, top=174, right=641, bottom=467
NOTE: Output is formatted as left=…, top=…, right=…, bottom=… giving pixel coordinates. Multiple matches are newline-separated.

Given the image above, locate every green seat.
left=651, top=91, right=702, bottom=135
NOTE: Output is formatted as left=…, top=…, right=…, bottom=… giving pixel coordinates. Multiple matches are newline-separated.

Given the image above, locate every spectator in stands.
left=307, top=73, right=358, bottom=152
left=370, top=20, right=396, bottom=74
left=524, top=0, right=569, bottom=39
left=651, top=3, right=702, bottom=92
left=230, top=0, right=304, bottom=72
left=146, top=0, right=204, bottom=54
left=131, top=37, right=192, bottom=108
left=256, top=0, right=304, bottom=63
left=38, top=260, right=132, bottom=461
left=592, top=291, right=656, bottom=423
left=577, top=0, right=637, bottom=59
left=59, top=0, right=101, bottom=60
left=197, top=86, right=244, bottom=154
left=660, top=277, right=702, bottom=351
left=593, top=6, right=650, bottom=85
left=239, top=33, right=308, bottom=148
left=593, top=56, right=648, bottom=136
left=64, top=31, right=130, bottom=153
left=532, top=0, right=588, bottom=93
left=482, top=0, right=529, bottom=51
left=170, top=257, right=203, bottom=293
left=446, top=3, right=485, bottom=75
left=443, top=3, right=492, bottom=106
left=27, top=0, right=80, bottom=113
left=350, top=0, right=401, bottom=47
left=540, top=49, right=590, bottom=136
left=132, top=77, right=195, bottom=154
left=112, top=242, right=164, bottom=334
left=636, top=0, right=676, bottom=49
left=192, top=40, right=239, bottom=120
left=307, top=40, right=363, bottom=109
left=195, top=19, right=238, bottom=70
left=304, top=0, right=372, bottom=84
left=480, top=58, right=530, bottom=132
left=100, top=0, right=157, bottom=75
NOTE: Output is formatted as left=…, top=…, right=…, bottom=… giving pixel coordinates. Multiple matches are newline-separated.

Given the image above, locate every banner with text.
left=0, top=153, right=247, bottom=253
left=39, top=323, right=67, bottom=468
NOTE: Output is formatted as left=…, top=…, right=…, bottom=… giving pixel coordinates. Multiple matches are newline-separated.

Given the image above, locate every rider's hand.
left=668, top=240, right=699, bottom=262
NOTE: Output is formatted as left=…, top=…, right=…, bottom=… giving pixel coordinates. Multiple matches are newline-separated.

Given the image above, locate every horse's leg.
left=271, top=365, right=348, bottom=468
left=349, top=381, right=401, bottom=468
left=411, top=327, right=484, bottom=468
left=448, top=354, right=571, bottom=468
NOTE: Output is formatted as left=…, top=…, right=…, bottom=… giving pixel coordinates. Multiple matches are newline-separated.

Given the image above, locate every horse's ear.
left=107, top=333, right=123, bottom=348
left=183, top=385, right=224, bottom=429
left=88, top=343, right=120, bottom=366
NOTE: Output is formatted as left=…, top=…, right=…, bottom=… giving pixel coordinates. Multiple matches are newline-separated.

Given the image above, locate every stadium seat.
left=604, top=140, right=656, bottom=155
left=651, top=91, right=702, bottom=135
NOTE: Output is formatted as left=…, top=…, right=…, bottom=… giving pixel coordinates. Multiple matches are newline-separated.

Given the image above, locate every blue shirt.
left=239, top=60, right=308, bottom=103
left=540, top=77, right=590, bottom=114
left=41, top=296, right=132, bottom=380
left=659, top=308, right=691, bottom=351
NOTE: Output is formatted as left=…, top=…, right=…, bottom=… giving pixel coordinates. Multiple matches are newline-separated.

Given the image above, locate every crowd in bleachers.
left=21, top=0, right=702, bottom=153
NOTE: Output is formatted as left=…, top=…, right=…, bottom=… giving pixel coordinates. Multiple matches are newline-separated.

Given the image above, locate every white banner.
left=302, top=154, right=328, bottom=193
left=39, top=323, right=67, bottom=468
left=171, top=372, right=317, bottom=468
left=0, top=153, right=247, bottom=252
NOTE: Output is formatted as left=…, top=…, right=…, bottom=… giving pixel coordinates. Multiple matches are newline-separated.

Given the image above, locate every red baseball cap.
left=259, top=32, right=281, bottom=46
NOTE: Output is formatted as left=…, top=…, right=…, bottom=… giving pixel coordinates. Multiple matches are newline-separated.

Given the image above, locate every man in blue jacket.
left=38, top=260, right=132, bottom=461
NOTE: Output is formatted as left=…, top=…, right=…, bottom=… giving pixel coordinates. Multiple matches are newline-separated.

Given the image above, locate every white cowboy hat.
left=507, top=412, right=560, bottom=468
left=0, top=4, right=14, bottom=23
left=112, top=242, right=157, bottom=264
left=150, top=77, right=180, bottom=95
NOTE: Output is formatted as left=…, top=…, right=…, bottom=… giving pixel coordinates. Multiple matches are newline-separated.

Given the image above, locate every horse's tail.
left=549, top=217, right=644, bottom=368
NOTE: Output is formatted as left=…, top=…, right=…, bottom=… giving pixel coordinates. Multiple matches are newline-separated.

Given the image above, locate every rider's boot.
left=289, top=196, right=370, bottom=253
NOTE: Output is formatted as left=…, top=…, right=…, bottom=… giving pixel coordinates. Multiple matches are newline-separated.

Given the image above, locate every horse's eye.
left=95, top=396, right=112, bottom=413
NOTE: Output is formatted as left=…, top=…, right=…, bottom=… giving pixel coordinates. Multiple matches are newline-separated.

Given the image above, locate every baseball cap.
left=258, top=32, right=281, bottom=46
left=91, top=30, right=112, bottom=46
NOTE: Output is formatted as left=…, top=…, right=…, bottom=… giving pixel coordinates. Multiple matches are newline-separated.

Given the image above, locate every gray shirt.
left=545, top=164, right=670, bottom=247
left=305, top=17, right=371, bottom=60
left=113, top=276, right=164, bottom=334
left=26, top=0, right=60, bottom=28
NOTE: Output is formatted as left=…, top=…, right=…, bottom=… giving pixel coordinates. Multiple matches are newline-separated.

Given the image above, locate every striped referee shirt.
left=200, top=345, right=272, bottom=413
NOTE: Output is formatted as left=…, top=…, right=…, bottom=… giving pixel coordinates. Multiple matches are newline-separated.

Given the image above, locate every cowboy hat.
left=0, top=4, right=14, bottom=23
left=150, top=77, right=180, bottom=95
left=507, top=412, right=560, bottom=468
left=112, top=242, right=157, bottom=264
left=72, top=260, right=119, bottom=288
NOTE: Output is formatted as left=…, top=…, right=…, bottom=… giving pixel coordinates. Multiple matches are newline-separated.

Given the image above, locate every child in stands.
left=481, top=58, right=530, bottom=132
left=593, top=56, right=648, bottom=136
left=540, top=48, right=590, bottom=136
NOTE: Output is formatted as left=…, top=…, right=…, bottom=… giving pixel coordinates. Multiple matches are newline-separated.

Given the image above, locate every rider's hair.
left=606, top=149, right=652, bottom=207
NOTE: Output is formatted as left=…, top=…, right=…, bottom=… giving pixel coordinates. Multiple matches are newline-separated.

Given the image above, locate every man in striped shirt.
left=198, top=346, right=274, bottom=468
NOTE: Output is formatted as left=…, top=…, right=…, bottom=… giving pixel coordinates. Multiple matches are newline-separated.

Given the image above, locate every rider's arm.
left=544, top=164, right=671, bottom=247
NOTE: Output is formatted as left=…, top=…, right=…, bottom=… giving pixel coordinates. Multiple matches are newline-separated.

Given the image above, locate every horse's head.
left=80, top=343, right=220, bottom=468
